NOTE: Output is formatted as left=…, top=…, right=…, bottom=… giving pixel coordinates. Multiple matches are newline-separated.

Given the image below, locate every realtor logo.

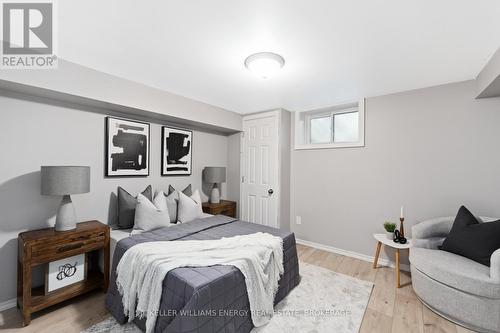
left=1, top=0, right=57, bottom=68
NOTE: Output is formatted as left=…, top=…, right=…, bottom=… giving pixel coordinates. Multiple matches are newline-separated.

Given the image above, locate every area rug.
left=82, top=263, right=373, bottom=333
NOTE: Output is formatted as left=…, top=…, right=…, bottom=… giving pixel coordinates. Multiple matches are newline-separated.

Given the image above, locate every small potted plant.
left=383, top=222, right=397, bottom=240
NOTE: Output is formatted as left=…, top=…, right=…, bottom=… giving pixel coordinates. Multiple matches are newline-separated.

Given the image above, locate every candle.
left=400, top=206, right=404, bottom=219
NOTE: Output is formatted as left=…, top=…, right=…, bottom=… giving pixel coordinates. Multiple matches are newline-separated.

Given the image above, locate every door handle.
left=268, top=189, right=274, bottom=195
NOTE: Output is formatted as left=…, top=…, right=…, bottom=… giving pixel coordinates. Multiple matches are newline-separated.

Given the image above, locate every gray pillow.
left=117, top=185, right=152, bottom=229
left=168, top=184, right=192, bottom=197
left=165, top=193, right=178, bottom=223
left=164, top=185, right=192, bottom=223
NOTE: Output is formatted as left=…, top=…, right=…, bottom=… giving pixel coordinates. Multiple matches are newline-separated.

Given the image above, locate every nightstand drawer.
left=32, top=232, right=105, bottom=264
left=218, top=207, right=235, bottom=216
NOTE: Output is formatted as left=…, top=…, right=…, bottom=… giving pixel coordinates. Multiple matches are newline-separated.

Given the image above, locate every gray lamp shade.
left=41, top=166, right=90, bottom=195
left=203, top=167, right=226, bottom=183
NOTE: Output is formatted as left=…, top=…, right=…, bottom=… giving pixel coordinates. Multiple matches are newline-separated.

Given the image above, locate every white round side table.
left=372, top=233, right=412, bottom=288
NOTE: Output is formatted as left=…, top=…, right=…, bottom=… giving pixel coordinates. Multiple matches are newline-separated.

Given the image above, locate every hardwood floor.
left=296, top=245, right=475, bottom=333
left=0, top=245, right=476, bottom=333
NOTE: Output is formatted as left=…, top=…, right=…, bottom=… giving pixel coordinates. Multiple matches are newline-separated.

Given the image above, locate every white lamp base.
left=55, top=195, right=77, bottom=231
left=210, top=184, right=220, bottom=204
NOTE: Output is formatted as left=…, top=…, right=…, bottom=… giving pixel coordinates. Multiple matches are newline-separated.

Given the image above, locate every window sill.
left=294, top=141, right=365, bottom=150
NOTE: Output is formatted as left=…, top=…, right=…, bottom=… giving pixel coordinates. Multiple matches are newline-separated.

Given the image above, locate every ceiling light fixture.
left=244, top=52, right=285, bottom=79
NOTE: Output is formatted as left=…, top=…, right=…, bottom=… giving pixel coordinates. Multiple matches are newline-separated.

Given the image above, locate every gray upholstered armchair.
left=410, top=216, right=500, bottom=333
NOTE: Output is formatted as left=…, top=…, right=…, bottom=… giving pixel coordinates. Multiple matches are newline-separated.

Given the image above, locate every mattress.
left=110, top=228, right=133, bottom=267
left=105, top=214, right=300, bottom=333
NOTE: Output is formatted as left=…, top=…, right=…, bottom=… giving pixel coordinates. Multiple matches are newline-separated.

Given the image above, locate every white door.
left=241, top=111, right=280, bottom=227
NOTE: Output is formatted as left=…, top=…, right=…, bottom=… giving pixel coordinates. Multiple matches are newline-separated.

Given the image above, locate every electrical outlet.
left=296, top=216, right=302, bottom=225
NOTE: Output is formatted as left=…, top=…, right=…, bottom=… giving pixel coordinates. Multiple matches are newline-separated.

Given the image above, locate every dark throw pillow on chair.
left=117, top=185, right=152, bottom=229
left=440, top=206, right=500, bottom=266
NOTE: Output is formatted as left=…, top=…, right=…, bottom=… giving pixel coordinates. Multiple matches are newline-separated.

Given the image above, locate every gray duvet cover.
left=105, top=215, right=300, bottom=333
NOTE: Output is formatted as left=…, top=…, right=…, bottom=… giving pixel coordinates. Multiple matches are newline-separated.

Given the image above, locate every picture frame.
left=106, top=117, right=150, bottom=177
left=161, top=126, right=193, bottom=176
left=45, top=253, right=87, bottom=294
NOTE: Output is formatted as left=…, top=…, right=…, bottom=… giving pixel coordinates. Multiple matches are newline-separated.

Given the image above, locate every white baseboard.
left=0, top=298, right=16, bottom=312
left=296, top=238, right=410, bottom=272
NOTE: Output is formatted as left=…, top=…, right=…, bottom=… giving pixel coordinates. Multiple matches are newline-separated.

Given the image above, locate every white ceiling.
left=58, top=0, right=500, bottom=114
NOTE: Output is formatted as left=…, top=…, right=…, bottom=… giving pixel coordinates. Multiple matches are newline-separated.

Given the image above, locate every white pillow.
left=134, top=191, right=171, bottom=231
left=177, top=189, right=204, bottom=223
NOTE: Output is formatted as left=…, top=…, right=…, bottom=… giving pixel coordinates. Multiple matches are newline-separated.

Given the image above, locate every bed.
left=105, top=214, right=300, bottom=333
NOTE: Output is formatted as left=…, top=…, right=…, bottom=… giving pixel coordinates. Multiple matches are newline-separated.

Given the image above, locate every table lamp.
left=203, top=167, right=226, bottom=204
left=41, top=166, right=90, bottom=231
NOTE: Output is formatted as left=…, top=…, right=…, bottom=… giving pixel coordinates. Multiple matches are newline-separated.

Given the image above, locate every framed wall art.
left=106, top=117, right=150, bottom=177
left=161, top=126, right=192, bottom=176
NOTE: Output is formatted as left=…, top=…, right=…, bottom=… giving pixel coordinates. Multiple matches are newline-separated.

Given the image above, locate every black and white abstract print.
left=57, top=262, right=78, bottom=280
left=162, top=126, right=192, bottom=176
left=47, top=254, right=85, bottom=292
left=106, top=117, right=150, bottom=177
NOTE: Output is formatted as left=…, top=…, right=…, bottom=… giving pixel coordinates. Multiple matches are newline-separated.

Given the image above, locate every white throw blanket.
left=116, top=232, right=284, bottom=333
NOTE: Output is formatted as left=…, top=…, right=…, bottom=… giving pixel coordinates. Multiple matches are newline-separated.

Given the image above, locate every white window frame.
left=295, top=99, right=365, bottom=150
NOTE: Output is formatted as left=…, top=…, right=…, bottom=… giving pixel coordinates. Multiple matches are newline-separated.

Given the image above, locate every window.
left=310, top=115, right=332, bottom=143
left=295, top=100, right=365, bottom=149
left=333, top=111, right=359, bottom=142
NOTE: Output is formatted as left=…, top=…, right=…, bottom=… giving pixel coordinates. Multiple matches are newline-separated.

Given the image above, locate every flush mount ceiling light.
left=244, top=52, right=285, bottom=79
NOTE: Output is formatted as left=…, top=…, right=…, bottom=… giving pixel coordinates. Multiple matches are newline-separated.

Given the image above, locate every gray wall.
left=290, top=80, right=500, bottom=262
left=227, top=133, right=241, bottom=217
left=0, top=92, right=235, bottom=304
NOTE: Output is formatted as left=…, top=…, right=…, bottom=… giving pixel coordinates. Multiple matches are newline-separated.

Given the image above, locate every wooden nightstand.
left=202, top=200, right=237, bottom=218
left=18, top=221, right=110, bottom=326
